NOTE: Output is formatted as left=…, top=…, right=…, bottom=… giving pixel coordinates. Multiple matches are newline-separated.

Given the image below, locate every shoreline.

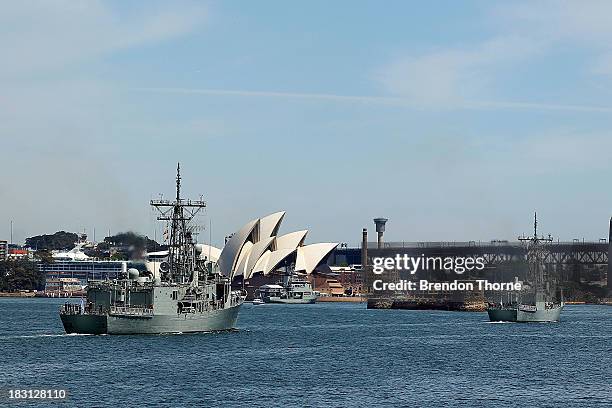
left=0, top=292, right=81, bottom=298
left=1, top=293, right=609, bottom=305
left=317, top=296, right=365, bottom=303
left=0, top=292, right=38, bottom=298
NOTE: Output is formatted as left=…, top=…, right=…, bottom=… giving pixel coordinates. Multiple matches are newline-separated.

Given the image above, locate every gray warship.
left=60, top=164, right=244, bottom=334
left=487, top=213, right=564, bottom=323
left=255, top=273, right=318, bottom=304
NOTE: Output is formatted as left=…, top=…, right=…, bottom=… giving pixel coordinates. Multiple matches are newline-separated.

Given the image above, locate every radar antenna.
left=518, top=211, right=553, bottom=298
left=150, top=163, right=206, bottom=283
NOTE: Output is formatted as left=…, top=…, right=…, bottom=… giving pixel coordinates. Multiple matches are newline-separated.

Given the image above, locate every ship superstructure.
left=60, top=164, right=244, bottom=334
left=255, top=272, right=318, bottom=304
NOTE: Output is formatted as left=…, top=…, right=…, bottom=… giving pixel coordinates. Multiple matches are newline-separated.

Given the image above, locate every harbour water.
left=1, top=298, right=610, bottom=407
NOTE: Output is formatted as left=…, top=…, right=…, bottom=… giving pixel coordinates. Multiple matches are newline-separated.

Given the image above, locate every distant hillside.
left=104, top=232, right=161, bottom=252
left=25, top=231, right=79, bottom=250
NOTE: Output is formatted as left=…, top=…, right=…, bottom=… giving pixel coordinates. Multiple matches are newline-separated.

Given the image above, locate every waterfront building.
left=311, top=276, right=345, bottom=296
left=310, top=265, right=364, bottom=295
left=40, top=259, right=127, bottom=290
left=40, top=241, right=132, bottom=292
left=0, top=240, right=7, bottom=260
left=44, top=277, right=84, bottom=297
left=8, top=247, right=31, bottom=260
left=330, top=265, right=364, bottom=293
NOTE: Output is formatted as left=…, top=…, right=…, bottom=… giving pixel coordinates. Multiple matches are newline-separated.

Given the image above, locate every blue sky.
left=2, top=0, right=612, bottom=247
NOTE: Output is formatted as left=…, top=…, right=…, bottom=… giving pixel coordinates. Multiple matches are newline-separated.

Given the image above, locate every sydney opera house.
left=197, top=211, right=338, bottom=297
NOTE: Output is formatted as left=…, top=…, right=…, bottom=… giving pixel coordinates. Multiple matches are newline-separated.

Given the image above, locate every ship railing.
left=518, top=304, right=537, bottom=312
left=60, top=303, right=84, bottom=315
left=109, top=305, right=154, bottom=317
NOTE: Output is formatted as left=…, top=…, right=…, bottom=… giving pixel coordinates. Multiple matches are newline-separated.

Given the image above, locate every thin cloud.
left=0, top=1, right=207, bottom=78
left=376, top=35, right=542, bottom=107
left=133, top=87, right=612, bottom=113
left=133, top=87, right=405, bottom=104
left=375, top=1, right=612, bottom=111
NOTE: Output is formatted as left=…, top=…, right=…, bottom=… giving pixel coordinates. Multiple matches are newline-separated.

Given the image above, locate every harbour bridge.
left=330, top=241, right=608, bottom=267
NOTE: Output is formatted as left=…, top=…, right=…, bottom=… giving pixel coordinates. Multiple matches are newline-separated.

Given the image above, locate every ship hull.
left=487, top=305, right=563, bottom=323
left=60, top=313, right=108, bottom=334
left=61, top=304, right=241, bottom=335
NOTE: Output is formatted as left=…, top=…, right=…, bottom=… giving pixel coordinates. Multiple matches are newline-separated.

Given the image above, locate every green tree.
left=35, top=249, right=54, bottom=264
left=0, top=260, right=45, bottom=291
left=110, top=252, right=128, bottom=261
left=25, top=231, right=79, bottom=250
left=104, top=232, right=161, bottom=252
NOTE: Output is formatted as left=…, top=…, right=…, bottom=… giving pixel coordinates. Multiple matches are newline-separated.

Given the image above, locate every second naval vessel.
left=255, top=273, right=318, bottom=304
left=60, top=164, right=244, bottom=334
left=487, top=213, right=564, bottom=323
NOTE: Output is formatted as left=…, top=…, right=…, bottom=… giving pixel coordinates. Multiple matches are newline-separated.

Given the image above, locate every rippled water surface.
left=0, top=298, right=610, bottom=407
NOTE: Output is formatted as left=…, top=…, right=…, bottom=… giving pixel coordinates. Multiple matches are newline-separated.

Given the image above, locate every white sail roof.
left=245, top=237, right=275, bottom=277
left=195, top=244, right=222, bottom=263
left=218, top=218, right=258, bottom=276
left=232, top=241, right=254, bottom=278
left=259, top=211, right=285, bottom=238
left=250, top=250, right=272, bottom=276
left=219, top=212, right=337, bottom=278
left=263, top=248, right=297, bottom=275
left=275, top=230, right=308, bottom=249
left=294, top=243, right=339, bottom=274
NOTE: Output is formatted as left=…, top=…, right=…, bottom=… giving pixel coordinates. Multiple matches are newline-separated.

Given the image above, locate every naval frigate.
left=60, top=164, right=244, bottom=334
left=487, top=213, right=564, bottom=323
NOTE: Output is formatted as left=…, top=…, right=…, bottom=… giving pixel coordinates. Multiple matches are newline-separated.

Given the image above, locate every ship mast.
left=518, top=211, right=553, bottom=299
left=150, top=163, right=206, bottom=283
